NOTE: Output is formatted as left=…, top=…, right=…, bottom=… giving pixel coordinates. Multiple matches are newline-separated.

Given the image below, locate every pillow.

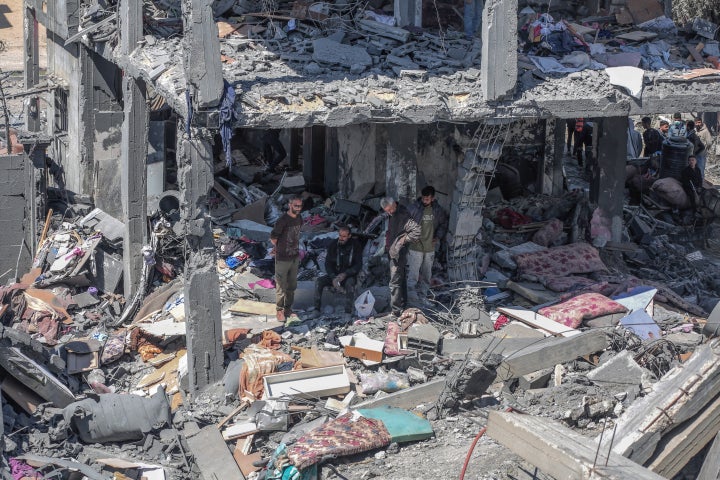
left=539, top=293, right=628, bottom=329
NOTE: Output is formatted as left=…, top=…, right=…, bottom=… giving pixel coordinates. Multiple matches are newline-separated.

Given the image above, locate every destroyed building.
left=2, top=0, right=720, bottom=477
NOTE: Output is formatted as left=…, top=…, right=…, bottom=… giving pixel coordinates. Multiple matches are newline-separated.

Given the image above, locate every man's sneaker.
left=276, top=310, right=286, bottom=322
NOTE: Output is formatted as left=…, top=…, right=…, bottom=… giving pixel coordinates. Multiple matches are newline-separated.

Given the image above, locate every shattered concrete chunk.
left=312, top=38, right=372, bottom=69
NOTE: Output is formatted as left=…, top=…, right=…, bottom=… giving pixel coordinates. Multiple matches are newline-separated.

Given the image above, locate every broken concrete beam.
left=357, top=19, right=410, bottom=42
left=519, top=369, right=552, bottom=390
left=386, top=54, right=420, bottom=70
left=312, top=38, right=372, bottom=68
left=646, top=393, right=720, bottom=478
left=186, top=424, right=246, bottom=480
left=600, top=339, right=720, bottom=465
left=441, top=336, right=540, bottom=359
left=487, top=411, right=665, bottom=480
left=697, top=431, right=720, bottom=480
left=352, top=378, right=446, bottom=410
left=480, top=0, right=518, bottom=101
left=0, top=346, right=76, bottom=408
left=587, top=350, right=648, bottom=387
left=497, top=330, right=608, bottom=381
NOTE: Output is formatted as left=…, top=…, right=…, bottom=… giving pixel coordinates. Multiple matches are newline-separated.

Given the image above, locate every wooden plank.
left=647, top=393, right=720, bottom=477
left=487, top=411, right=666, bottom=480
left=672, top=68, right=720, bottom=80
left=186, top=425, right=245, bottom=480
left=601, top=340, right=720, bottom=465
left=697, top=431, right=720, bottom=480
left=567, top=22, right=597, bottom=36
left=497, top=307, right=579, bottom=337
left=229, top=298, right=277, bottom=316
left=497, top=330, right=608, bottom=381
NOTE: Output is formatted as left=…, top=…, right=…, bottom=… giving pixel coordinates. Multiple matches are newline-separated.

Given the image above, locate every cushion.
left=514, top=243, right=607, bottom=283
left=539, top=293, right=628, bottom=329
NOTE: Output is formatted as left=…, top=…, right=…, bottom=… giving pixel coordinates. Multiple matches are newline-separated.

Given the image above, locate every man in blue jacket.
left=407, top=186, right=448, bottom=308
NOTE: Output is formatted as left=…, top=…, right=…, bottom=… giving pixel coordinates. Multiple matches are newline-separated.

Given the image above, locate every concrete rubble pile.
left=64, top=0, right=720, bottom=124
left=5, top=154, right=720, bottom=479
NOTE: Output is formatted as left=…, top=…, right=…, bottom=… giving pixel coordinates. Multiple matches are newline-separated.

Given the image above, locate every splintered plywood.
left=627, top=0, right=664, bottom=24
left=186, top=425, right=245, bottom=480
left=229, top=298, right=278, bottom=316
left=136, top=350, right=186, bottom=394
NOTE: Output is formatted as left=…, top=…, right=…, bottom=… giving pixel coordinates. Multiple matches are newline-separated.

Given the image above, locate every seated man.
left=314, top=225, right=362, bottom=313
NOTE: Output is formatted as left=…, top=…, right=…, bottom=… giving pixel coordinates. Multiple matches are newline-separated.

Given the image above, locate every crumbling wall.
left=0, top=155, right=32, bottom=281
left=337, top=124, right=377, bottom=197
left=46, top=36, right=85, bottom=195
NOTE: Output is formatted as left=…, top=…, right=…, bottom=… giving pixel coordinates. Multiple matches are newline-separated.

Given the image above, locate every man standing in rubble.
left=407, top=186, right=448, bottom=308
left=381, top=197, right=421, bottom=317
left=642, top=117, right=664, bottom=157
left=686, top=120, right=707, bottom=179
left=681, top=155, right=702, bottom=211
left=270, top=196, right=304, bottom=322
left=695, top=117, right=714, bottom=166
left=314, top=225, right=362, bottom=313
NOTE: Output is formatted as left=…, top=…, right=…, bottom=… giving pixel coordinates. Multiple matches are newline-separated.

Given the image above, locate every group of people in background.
left=269, top=186, right=448, bottom=322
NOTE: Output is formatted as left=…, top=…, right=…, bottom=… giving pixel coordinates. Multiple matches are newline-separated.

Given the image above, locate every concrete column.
left=541, top=119, right=565, bottom=196
left=480, top=0, right=518, bottom=101
left=394, top=0, right=422, bottom=27
left=324, top=127, right=339, bottom=195
left=384, top=124, right=418, bottom=205
left=591, top=116, right=627, bottom=242
left=178, top=134, right=224, bottom=393
left=23, top=5, right=40, bottom=132
left=120, top=0, right=148, bottom=296
left=182, top=0, right=223, bottom=108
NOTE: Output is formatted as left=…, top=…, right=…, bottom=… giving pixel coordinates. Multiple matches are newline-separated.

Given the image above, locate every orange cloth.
left=239, top=344, right=293, bottom=401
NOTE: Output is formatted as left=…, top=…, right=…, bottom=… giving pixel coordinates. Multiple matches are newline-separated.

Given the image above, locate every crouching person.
left=314, top=225, right=362, bottom=313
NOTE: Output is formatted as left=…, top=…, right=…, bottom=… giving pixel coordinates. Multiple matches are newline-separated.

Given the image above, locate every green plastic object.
left=357, top=406, right=434, bottom=443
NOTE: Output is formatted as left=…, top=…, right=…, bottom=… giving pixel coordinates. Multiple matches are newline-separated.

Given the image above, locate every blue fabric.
left=219, top=81, right=237, bottom=167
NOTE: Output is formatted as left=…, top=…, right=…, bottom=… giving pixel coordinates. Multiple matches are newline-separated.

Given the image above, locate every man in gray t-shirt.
left=270, top=196, right=303, bottom=321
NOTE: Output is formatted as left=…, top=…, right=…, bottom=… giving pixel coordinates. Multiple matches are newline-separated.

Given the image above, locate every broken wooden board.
left=497, top=330, right=608, bottom=381
left=673, top=68, right=720, bottom=80
left=601, top=339, right=720, bottom=465
left=646, top=393, right=720, bottom=477
left=233, top=441, right=262, bottom=477
left=223, top=421, right=258, bottom=441
left=0, top=346, right=76, bottom=408
left=24, top=288, right=72, bottom=322
left=217, top=20, right=241, bottom=38
left=291, top=346, right=344, bottom=369
left=229, top=298, right=277, bottom=316
left=616, top=30, right=658, bottom=42
left=497, top=307, right=580, bottom=337
left=186, top=425, right=245, bottom=480
left=487, top=411, right=665, bottom=480
left=136, top=350, right=186, bottom=394
left=222, top=315, right=284, bottom=334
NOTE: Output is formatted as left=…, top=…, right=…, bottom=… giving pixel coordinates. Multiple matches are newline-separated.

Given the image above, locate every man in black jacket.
left=407, top=186, right=448, bottom=307
left=380, top=197, right=421, bottom=316
left=681, top=155, right=702, bottom=210
left=642, top=117, right=664, bottom=157
left=314, top=225, right=362, bottom=312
